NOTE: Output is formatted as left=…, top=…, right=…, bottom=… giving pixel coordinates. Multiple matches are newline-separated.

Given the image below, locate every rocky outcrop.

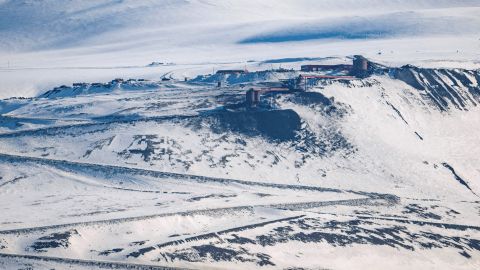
left=389, top=65, right=480, bottom=111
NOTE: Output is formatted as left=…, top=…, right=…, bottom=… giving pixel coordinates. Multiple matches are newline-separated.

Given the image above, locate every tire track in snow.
left=0, top=175, right=28, bottom=188
left=0, top=152, right=400, bottom=201
left=127, top=215, right=306, bottom=258
left=311, top=212, right=480, bottom=231
left=0, top=252, right=186, bottom=270
left=0, top=114, right=198, bottom=138
left=0, top=152, right=343, bottom=193
left=0, top=197, right=391, bottom=235
left=0, top=152, right=398, bottom=234
left=0, top=206, right=256, bottom=235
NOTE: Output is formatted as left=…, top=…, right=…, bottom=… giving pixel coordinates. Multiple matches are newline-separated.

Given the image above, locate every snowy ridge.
left=40, top=79, right=169, bottom=99
left=1, top=64, right=480, bottom=268
left=388, top=66, right=480, bottom=110
left=37, top=64, right=480, bottom=114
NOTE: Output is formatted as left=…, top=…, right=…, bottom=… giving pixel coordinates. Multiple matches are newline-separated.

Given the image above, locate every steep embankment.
left=0, top=66, right=478, bottom=199
left=306, top=66, right=480, bottom=198
left=389, top=66, right=480, bottom=110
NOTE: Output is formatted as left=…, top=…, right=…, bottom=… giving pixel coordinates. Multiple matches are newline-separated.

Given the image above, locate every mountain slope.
left=1, top=62, right=480, bottom=269
left=1, top=67, right=479, bottom=197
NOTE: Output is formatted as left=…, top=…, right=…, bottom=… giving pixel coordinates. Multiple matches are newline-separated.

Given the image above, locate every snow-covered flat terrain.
left=1, top=0, right=480, bottom=98
left=1, top=1, right=480, bottom=269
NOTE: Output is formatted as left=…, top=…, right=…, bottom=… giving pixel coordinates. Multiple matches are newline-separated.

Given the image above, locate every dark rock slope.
left=388, top=65, right=480, bottom=111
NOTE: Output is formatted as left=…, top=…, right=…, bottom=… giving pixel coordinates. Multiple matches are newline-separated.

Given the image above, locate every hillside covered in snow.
left=1, top=1, right=480, bottom=270
left=1, top=58, right=480, bottom=269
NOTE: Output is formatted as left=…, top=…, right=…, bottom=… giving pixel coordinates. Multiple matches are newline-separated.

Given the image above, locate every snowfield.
left=0, top=0, right=480, bottom=98
left=1, top=1, right=480, bottom=269
left=1, top=64, right=480, bottom=269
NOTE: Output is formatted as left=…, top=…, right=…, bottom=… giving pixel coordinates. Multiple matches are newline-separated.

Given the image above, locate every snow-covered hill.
left=1, top=1, right=480, bottom=269
left=1, top=60, right=479, bottom=269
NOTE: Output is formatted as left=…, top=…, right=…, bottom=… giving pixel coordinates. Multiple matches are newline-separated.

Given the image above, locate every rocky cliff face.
left=388, top=66, right=480, bottom=111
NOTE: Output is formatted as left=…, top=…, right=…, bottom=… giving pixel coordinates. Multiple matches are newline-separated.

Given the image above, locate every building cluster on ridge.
left=216, top=55, right=369, bottom=78
left=45, top=55, right=370, bottom=109
left=244, top=55, right=370, bottom=107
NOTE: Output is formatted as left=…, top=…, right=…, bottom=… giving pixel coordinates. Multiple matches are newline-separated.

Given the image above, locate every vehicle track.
left=127, top=215, right=306, bottom=258
left=0, top=205, right=256, bottom=235
left=0, top=152, right=344, bottom=193
left=0, top=114, right=198, bottom=138
left=0, top=196, right=392, bottom=235
left=0, top=152, right=400, bottom=201
left=311, top=212, right=480, bottom=231
left=0, top=252, right=186, bottom=270
left=0, top=153, right=398, bottom=235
